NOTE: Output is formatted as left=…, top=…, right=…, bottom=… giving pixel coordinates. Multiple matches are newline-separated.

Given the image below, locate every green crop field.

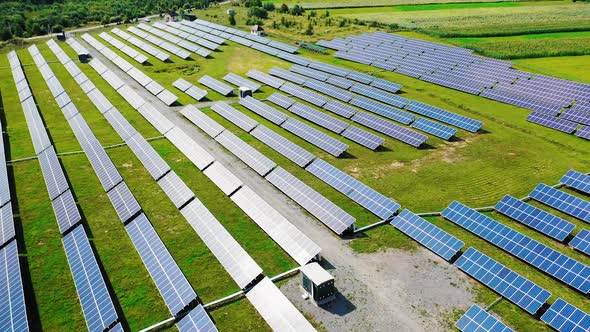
left=266, top=0, right=528, bottom=9
left=1, top=0, right=590, bottom=331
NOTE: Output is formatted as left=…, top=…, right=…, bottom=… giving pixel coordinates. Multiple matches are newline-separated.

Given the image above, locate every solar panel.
left=308, top=61, right=350, bottom=77
left=455, top=247, right=551, bottom=314
left=290, top=64, right=330, bottom=81
left=52, top=189, right=81, bottom=234
left=541, top=299, right=590, bottom=332
left=350, top=84, right=409, bottom=108
left=87, top=89, right=114, bottom=114
left=116, top=85, right=145, bottom=109
left=303, top=79, right=354, bottom=103
left=136, top=103, right=175, bottom=135
left=561, top=169, right=590, bottom=195
left=442, top=201, right=590, bottom=293
left=268, top=68, right=307, bottom=87
left=340, top=125, right=383, bottom=150
left=164, top=127, right=215, bottom=171
left=527, top=112, right=578, bottom=134
left=349, top=96, right=415, bottom=125
left=570, top=229, right=590, bottom=256
left=391, top=209, right=464, bottom=261
left=561, top=109, right=590, bottom=126
left=576, top=126, right=590, bottom=140
left=288, top=103, right=349, bottom=134
left=62, top=225, right=119, bottom=331
left=202, top=161, right=243, bottom=196
left=246, top=69, right=285, bottom=89
left=266, top=167, right=355, bottom=234
left=223, top=73, right=261, bottom=92
left=146, top=81, right=165, bottom=96
left=350, top=112, right=427, bottom=147
left=215, top=130, right=276, bottom=176
left=21, top=97, right=52, bottom=155
left=267, top=93, right=296, bottom=110
left=406, top=101, right=483, bottom=133
left=157, top=171, right=195, bottom=209
left=232, top=186, right=321, bottom=265
left=455, top=305, right=513, bottom=332
left=411, top=118, right=457, bottom=140
left=529, top=184, right=590, bottom=223
left=128, top=133, right=171, bottom=180
left=0, top=241, right=29, bottom=332
left=180, top=105, right=225, bottom=138
left=127, top=67, right=153, bottom=87
left=239, top=96, right=289, bottom=125
left=176, top=305, right=218, bottom=332
left=37, top=146, right=69, bottom=200
left=101, top=70, right=125, bottom=91
left=306, top=159, right=400, bottom=219
left=210, top=102, right=258, bottom=133
left=246, top=277, right=316, bottom=332
left=495, top=195, right=575, bottom=242
left=180, top=199, right=263, bottom=289
left=69, top=114, right=123, bottom=192
left=322, top=100, right=358, bottom=119
left=107, top=181, right=141, bottom=223
left=326, top=76, right=355, bottom=89
left=126, top=213, right=198, bottom=315
left=0, top=204, right=15, bottom=248
left=103, top=109, right=138, bottom=141
left=280, top=118, right=348, bottom=157
left=280, top=83, right=328, bottom=107
left=198, top=75, right=234, bottom=96
left=251, top=125, right=315, bottom=167
left=370, top=78, right=403, bottom=94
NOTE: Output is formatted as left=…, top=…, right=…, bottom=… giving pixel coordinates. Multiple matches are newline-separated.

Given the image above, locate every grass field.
left=2, top=1, right=590, bottom=330
left=266, top=0, right=529, bottom=9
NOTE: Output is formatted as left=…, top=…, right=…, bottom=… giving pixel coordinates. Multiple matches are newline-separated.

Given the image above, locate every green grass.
left=395, top=1, right=521, bottom=11
left=3, top=8, right=590, bottom=331
left=265, top=0, right=530, bottom=9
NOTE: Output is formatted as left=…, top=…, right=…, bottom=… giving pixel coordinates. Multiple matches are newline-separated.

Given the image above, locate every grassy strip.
left=452, top=37, right=590, bottom=59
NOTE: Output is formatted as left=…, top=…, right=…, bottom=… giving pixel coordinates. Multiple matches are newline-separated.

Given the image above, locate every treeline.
left=0, top=0, right=218, bottom=40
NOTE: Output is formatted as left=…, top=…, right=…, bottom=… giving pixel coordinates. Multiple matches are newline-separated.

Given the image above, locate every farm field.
left=1, top=1, right=590, bottom=332
left=266, top=0, right=527, bottom=9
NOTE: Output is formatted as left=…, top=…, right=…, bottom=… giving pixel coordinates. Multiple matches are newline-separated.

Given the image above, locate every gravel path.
left=78, top=37, right=475, bottom=331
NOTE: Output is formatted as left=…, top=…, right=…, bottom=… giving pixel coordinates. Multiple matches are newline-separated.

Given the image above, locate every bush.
left=277, top=3, right=289, bottom=13
left=52, top=24, right=63, bottom=32
left=290, top=5, right=304, bottom=16
left=246, top=18, right=263, bottom=25
left=263, top=2, right=275, bottom=11
left=229, top=12, right=236, bottom=26
left=244, top=0, right=262, bottom=7
left=248, top=7, right=268, bottom=19
left=304, top=22, right=313, bottom=35
left=388, top=23, right=399, bottom=31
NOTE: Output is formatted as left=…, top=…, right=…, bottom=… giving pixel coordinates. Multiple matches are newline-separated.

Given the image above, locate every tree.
left=31, top=22, right=42, bottom=35
left=277, top=3, right=289, bottom=13
left=101, top=15, right=109, bottom=25
left=290, top=5, right=304, bottom=16
left=228, top=12, right=236, bottom=26
left=248, top=7, right=268, bottom=19
left=263, top=2, right=275, bottom=11
left=52, top=24, right=63, bottom=33
left=1, top=27, right=12, bottom=41
left=304, top=22, right=313, bottom=35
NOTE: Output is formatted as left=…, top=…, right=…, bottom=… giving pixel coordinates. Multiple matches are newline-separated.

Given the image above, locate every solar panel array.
left=139, top=23, right=211, bottom=58
left=455, top=305, right=513, bottom=332
left=267, top=92, right=295, bottom=109
left=111, top=28, right=170, bottom=62
left=180, top=105, right=225, bottom=138
left=266, top=167, right=356, bottom=234
left=495, top=195, right=576, bottom=242
left=153, top=22, right=219, bottom=54
left=529, top=184, right=590, bottom=223
left=127, top=26, right=191, bottom=59
left=246, top=69, right=285, bottom=89
left=350, top=112, right=427, bottom=147
left=340, top=125, right=384, bottom=150
left=251, top=125, right=316, bottom=167
left=126, top=213, right=199, bottom=314
left=541, top=298, right=590, bottom=332
left=280, top=118, right=349, bottom=157
left=223, top=73, right=261, bottom=92
left=306, top=159, right=400, bottom=219
left=246, top=277, right=317, bottom=332
left=442, top=201, right=590, bottom=293
left=215, top=130, right=276, bottom=176
left=173, top=78, right=208, bottom=101
left=239, top=96, right=289, bottom=125
left=0, top=241, right=29, bottom=332
left=411, top=117, right=457, bottom=140
left=321, top=31, right=590, bottom=128
left=349, top=96, right=415, bottom=125
left=211, top=102, right=258, bottom=132
left=63, top=225, right=119, bottom=331
left=232, top=186, right=321, bottom=265
left=280, top=82, right=328, bottom=107
left=177, top=305, right=219, bottom=332
left=561, top=169, right=590, bottom=195
left=455, top=247, right=551, bottom=314
left=391, top=209, right=464, bottom=261
left=288, top=102, right=349, bottom=134
left=526, top=112, right=578, bottom=134
left=81, top=34, right=178, bottom=106
left=180, top=200, right=263, bottom=289
left=198, top=75, right=234, bottom=96
left=406, top=101, right=483, bottom=133
left=98, top=32, right=148, bottom=64
left=570, top=229, right=590, bottom=256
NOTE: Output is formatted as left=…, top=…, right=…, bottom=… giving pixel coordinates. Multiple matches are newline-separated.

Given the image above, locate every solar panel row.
left=281, top=118, right=349, bottom=157
left=529, top=184, right=590, bottom=223
left=246, top=69, right=285, bottom=89
left=455, top=305, right=513, bottom=332
left=211, top=102, right=258, bottom=132
left=0, top=241, right=29, bottom=332
left=111, top=28, right=171, bottom=62
left=350, top=112, right=427, bottom=147
left=127, top=26, right=191, bottom=59
left=455, top=247, right=551, bottom=315
left=570, top=229, right=590, bottom=256
left=98, top=32, right=148, bottom=64
left=541, top=298, right=590, bottom=332
left=306, top=159, right=400, bottom=219
left=239, top=96, right=289, bottom=125
left=215, top=130, right=276, bottom=176
left=223, top=72, right=261, bottom=92
left=391, top=209, right=464, bottom=261
left=406, top=101, right=483, bottom=133
left=173, top=78, right=208, bottom=101
left=251, top=125, right=316, bottom=168
left=561, top=169, right=590, bottom=195
left=198, top=75, right=234, bottom=96
left=442, top=201, right=590, bottom=293
left=266, top=167, right=356, bottom=234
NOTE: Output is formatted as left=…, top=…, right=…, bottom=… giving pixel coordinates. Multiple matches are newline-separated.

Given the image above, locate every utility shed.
left=300, top=263, right=336, bottom=305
